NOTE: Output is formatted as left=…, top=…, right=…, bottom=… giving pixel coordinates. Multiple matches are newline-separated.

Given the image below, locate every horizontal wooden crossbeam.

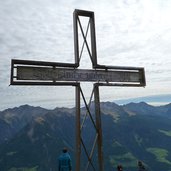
left=11, top=59, right=146, bottom=86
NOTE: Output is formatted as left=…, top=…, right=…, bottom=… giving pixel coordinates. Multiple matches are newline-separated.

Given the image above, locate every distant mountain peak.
left=114, top=94, right=171, bottom=106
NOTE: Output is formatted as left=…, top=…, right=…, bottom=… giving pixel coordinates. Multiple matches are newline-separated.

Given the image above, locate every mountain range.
left=0, top=102, right=171, bottom=171
left=113, top=94, right=171, bottom=106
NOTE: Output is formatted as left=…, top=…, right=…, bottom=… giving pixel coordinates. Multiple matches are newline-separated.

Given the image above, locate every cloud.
left=0, top=0, right=171, bottom=110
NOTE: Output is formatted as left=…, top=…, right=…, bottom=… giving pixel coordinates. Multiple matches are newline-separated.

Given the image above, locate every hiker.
left=138, top=160, right=147, bottom=171
left=58, top=148, right=72, bottom=171
left=117, top=164, right=123, bottom=171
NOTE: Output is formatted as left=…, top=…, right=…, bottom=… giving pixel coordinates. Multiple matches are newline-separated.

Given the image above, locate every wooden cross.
left=11, top=9, right=146, bottom=171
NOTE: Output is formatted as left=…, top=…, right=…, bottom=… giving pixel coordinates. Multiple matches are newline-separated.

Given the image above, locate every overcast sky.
left=0, top=0, right=171, bottom=110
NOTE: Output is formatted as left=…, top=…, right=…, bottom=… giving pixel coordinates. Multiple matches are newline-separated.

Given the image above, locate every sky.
left=0, top=0, right=171, bottom=111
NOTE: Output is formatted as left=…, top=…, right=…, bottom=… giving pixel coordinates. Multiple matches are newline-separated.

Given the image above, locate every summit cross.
left=11, top=9, right=146, bottom=171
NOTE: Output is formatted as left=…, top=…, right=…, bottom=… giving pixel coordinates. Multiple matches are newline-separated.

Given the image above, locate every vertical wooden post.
left=75, top=84, right=81, bottom=171
left=94, top=84, right=104, bottom=171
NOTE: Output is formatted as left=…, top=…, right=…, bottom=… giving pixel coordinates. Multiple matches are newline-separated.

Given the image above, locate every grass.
left=159, top=129, right=171, bottom=137
left=6, top=151, right=17, bottom=156
left=146, top=147, right=171, bottom=165
left=8, top=166, right=38, bottom=171
left=109, top=152, right=137, bottom=167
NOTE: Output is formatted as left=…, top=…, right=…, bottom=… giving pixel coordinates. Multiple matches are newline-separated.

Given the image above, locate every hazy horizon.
left=0, top=94, right=170, bottom=112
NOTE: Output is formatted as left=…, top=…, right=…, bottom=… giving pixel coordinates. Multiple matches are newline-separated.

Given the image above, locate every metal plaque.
left=17, top=66, right=143, bottom=83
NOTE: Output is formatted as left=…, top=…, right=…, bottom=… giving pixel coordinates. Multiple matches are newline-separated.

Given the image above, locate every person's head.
left=117, top=164, right=123, bottom=171
left=138, top=160, right=143, bottom=166
left=62, top=147, right=68, bottom=153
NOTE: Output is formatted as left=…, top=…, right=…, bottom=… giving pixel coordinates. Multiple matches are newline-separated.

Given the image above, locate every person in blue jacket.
left=58, top=148, right=72, bottom=171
